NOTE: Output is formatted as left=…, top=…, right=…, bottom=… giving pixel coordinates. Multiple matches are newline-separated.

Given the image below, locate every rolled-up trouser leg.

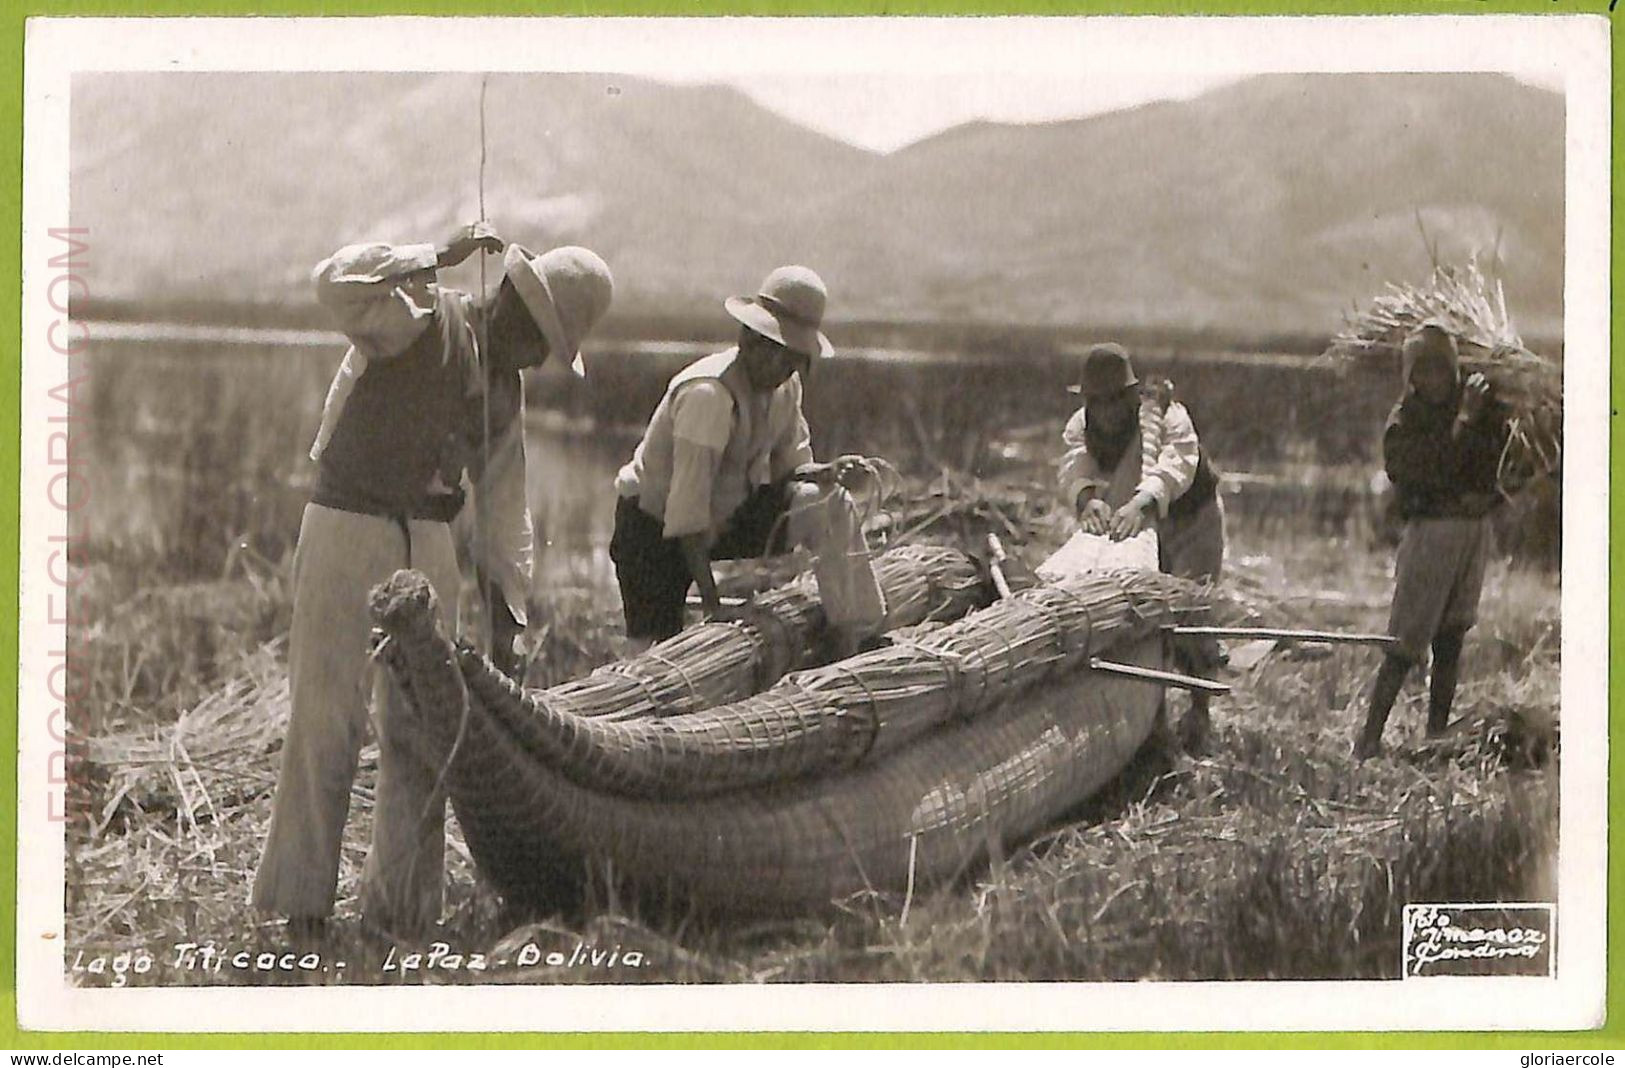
left=360, top=519, right=462, bottom=937
left=1387, top=516, right=1490, bottom=664
left=785, top=482, right=886, bottom=642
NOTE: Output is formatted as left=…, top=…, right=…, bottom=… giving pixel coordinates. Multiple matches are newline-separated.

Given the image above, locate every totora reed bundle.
left=1325, top=258, right=1561, bottom=496
left=498, top=544, right=987, bottom=726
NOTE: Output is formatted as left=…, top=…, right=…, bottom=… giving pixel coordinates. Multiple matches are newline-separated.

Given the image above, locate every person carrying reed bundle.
left=253, top=224, right=613, bottom=937
left=1354, top=324, right=1511, bottom=760
left=1057, top=342, right=1226, bottom=750
left=610, top=266, right=886, bottom=657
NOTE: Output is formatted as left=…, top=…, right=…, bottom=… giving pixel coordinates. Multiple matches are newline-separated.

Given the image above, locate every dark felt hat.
left=1067, top=342, right=1139, bottom=397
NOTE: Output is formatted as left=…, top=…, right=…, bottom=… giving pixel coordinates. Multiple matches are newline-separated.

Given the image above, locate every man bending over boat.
left=253, top=223, right=613, bottom=938
left=610, top=266, right=886, bottom=657
left=1058, top=342, right=1226, bottom=751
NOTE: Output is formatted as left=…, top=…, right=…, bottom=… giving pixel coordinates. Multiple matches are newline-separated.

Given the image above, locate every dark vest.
left=1168, top=405, right=1220, bottom=522
left=312, top=299, right=479, bottom=523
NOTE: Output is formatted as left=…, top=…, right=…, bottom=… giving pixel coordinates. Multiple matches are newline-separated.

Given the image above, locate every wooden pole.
left=1166, top=625, right=1398, bottom=648
left=1089, top=657, right=1231, bottom=695
left=985, top=533, right=1014, bottom=601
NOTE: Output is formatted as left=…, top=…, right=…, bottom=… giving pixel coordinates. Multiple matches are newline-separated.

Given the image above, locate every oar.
left=1165, top=625, right=1397, bottom=649
left=1089, top=658, right=1231, bottom=695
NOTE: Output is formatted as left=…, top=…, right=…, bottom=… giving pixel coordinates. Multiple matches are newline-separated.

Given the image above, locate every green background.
left=0, top=0, right=1616, bottom=1050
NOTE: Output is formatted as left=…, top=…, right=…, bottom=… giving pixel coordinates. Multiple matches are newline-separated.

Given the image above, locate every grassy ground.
left=65, top=504, right=1559, bottom=988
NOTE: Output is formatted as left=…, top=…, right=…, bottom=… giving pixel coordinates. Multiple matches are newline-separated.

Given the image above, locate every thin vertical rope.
left=476, top=73, right=493, bottom=657
left=478, top=75, right=489, bottom=227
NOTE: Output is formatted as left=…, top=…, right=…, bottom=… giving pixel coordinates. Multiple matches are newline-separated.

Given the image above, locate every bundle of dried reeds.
left=85, top=639, right=297, bottom=835
left=864, top=468, right=1061, bottom=551
left=530, top=544, right=987, bottom=726
left=1325, top=258, right=1562, bottom=496
left=384, top=566, right=1203, bottom=801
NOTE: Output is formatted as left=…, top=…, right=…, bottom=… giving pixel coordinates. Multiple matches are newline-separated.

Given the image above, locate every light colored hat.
left=725, top=266, right=835, bottom=362
left=503, top=243, right=614, bottom=377
left=1067, top=342, right=1139, bottom=397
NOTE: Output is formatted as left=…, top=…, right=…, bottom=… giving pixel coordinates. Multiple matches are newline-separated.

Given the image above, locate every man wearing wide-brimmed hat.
left=1058, top=342, right=1226, bottom=750
left=611, top=265, right=885, bottom=654
left=253, top=222, right=613, bottom=937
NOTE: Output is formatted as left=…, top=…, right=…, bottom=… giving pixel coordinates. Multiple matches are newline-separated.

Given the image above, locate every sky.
left=668, top=70, right=1566, bottom=154
left=635, top=19, right=1570, bottom=153
left=713, top=73, right=1246, bottom=152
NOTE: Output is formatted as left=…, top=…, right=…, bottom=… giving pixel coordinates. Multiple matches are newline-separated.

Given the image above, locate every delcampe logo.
left=1402, top=903, right=1554, bottom=978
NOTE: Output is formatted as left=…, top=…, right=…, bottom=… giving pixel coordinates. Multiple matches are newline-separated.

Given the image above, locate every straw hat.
left=503, top=244, right=615, bottom=377
left=1067, top=342, right=1140, bottom=398
left=725, top=266, right=835, bottom=361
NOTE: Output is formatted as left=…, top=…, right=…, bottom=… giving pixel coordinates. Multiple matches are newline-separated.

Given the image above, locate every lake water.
left=76, top=328, right=1406, bottom=596
left=522, top=420, right=638, bottom=598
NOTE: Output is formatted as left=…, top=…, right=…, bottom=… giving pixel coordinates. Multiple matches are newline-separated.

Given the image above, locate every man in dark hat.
left=1354, top=324, right=1509, bottom=760
left=610, top=265, right=885, bottom=655
left=1059, top=342, right=1226, bottom=749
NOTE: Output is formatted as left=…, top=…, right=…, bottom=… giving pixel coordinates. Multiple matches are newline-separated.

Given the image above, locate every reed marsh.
left=64, top=332, right=1560, bottom=987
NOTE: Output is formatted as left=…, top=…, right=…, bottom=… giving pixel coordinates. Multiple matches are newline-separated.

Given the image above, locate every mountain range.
left=70, top=71, right=1563, bottom=336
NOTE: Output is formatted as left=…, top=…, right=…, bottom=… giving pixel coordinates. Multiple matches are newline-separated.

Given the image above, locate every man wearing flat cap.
left=611, top=265, right=886, bottom=655
left=1059, top=342, right=1226, bottom=749
left=253, top=222, right=613, bottom=937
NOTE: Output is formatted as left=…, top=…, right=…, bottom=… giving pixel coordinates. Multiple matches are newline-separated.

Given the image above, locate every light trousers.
left=251, top=503, right=461, bottom=934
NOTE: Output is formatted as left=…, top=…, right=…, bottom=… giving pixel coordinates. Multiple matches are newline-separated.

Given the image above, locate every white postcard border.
left=15, top=13, right=1611, bottom=1033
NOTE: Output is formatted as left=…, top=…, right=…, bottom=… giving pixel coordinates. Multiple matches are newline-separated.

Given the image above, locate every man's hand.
left=678, top=532, right=722, bottom=625
left=484, top=579, right=525, bottom=680
left=1078, top=497, right=1112, bottom=535
left=1459, top=372, right=1491, bottom=422
left=790, top=461, right=836, bottom=487
left=437, top=221, right=505, bottom=269
left=1109, top=492, right=1155, bottom=541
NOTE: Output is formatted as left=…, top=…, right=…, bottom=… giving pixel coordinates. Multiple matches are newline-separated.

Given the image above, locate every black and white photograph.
left=16, top=15, right=1609, bottom=1033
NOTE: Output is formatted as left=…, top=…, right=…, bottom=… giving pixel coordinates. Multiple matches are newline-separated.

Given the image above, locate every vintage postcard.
left=14, top=14, right=1610, bottom=1036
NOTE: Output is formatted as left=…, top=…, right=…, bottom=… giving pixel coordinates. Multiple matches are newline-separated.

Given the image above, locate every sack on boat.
left=1036, top=530, right=1159, bottom=581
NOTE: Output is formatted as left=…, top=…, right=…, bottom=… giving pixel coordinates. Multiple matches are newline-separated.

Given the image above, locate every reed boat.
left=376, top=535, right=1206, bottom=911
